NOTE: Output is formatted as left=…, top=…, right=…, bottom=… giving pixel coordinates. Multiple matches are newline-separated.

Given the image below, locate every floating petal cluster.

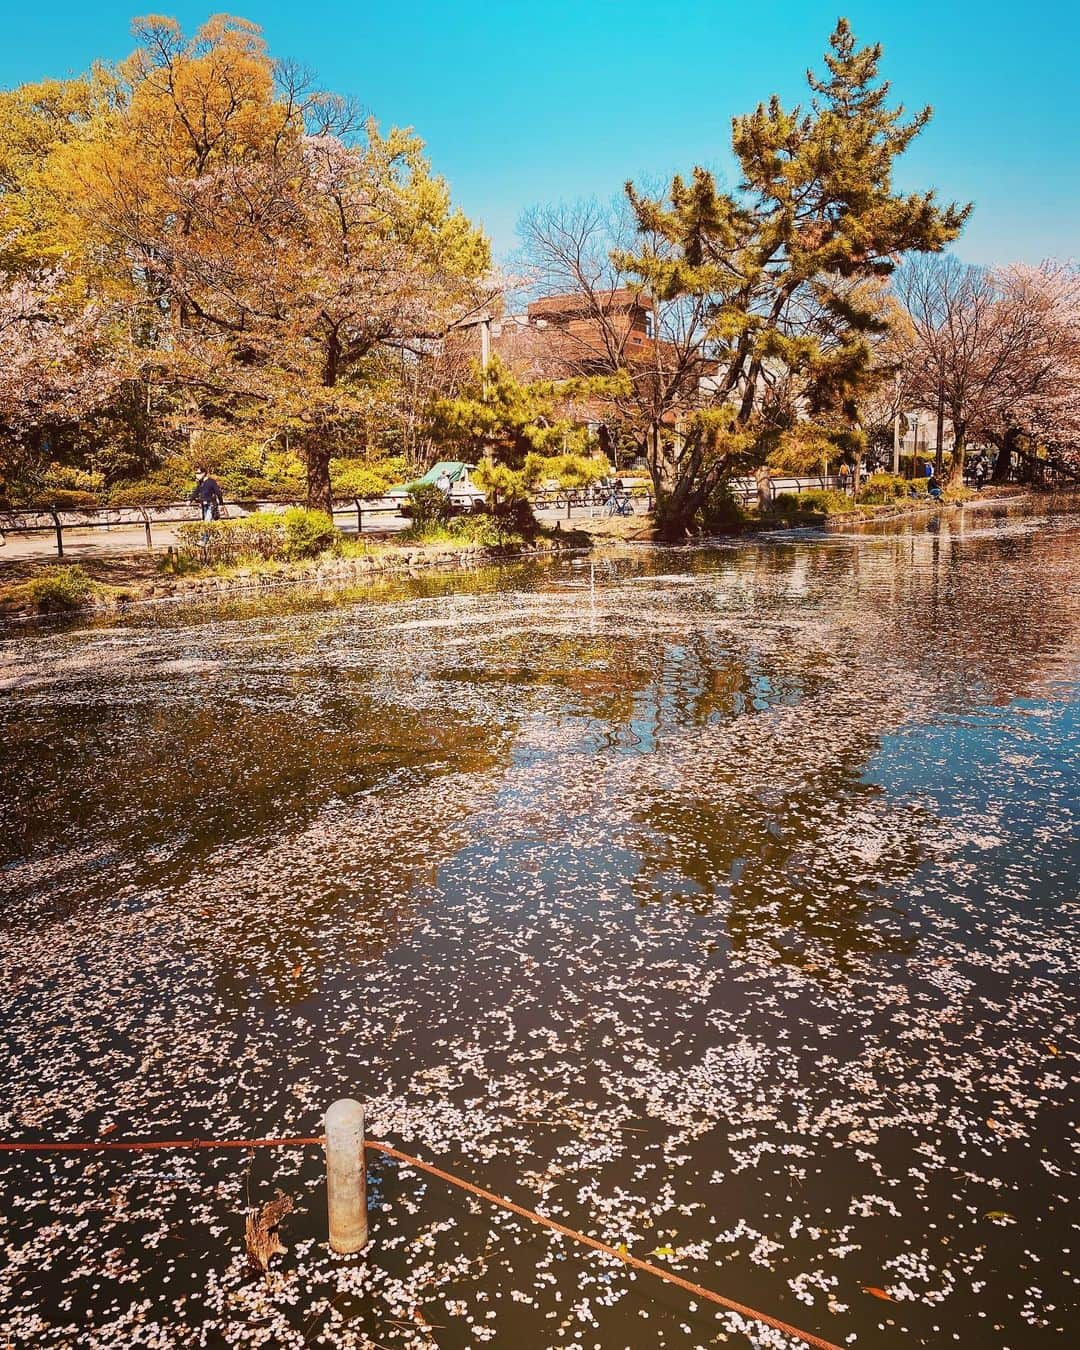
left=0, top=504, right=1077, bottom=1348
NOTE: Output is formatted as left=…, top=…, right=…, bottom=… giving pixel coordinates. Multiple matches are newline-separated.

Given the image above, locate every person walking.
left=191, top=469, right=225, bottom=548
left=973, top=456, right=988, bottom=490
left=191, top=469, right=225, bottom=522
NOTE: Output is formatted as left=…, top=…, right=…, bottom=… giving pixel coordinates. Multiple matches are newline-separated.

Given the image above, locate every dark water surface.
left=1, top=503, right=1077, bottom=1349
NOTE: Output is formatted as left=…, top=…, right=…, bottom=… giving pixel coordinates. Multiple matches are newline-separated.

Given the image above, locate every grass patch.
left=24, top=565, right=96, bottom=610
left=2, top=564, right=133, bottom=614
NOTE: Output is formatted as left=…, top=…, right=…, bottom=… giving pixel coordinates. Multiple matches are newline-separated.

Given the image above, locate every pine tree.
left=618, top=18, right=970, bottom=537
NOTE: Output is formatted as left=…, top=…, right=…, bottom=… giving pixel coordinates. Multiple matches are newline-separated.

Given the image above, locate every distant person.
left=973, top=457, right=988, bottom=490
left=927, top=472, right=943, bottom=501
left=436, top=469, right=452, bottom=496
left=190, top=469, right=224, bottom=522
left=924, top=460, right=935, bottom=479
left=838, top=462, right=852, bottom=493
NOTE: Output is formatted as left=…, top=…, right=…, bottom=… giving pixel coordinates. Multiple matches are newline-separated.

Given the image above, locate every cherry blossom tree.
left=895, top=255, right=1079, bottom=484
left=991, top=261, right=1080, bottom=479
left=0, top=263, right=125, bottom=491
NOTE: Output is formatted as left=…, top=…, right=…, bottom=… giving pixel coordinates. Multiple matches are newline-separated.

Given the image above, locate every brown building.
left=447, top=289, right=718, bottom=465
left=452, top=288, right=657, bottom=382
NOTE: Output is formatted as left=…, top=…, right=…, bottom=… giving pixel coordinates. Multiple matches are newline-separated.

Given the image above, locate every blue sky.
left=3, top=1, right=1077, bottom=266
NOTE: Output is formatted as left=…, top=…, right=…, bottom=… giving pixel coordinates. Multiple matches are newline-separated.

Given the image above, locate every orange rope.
left=0, top=1136, right=322, bottom=1152
left=366, top=1140, right=844, bottom=1350
left=0, top=1134, right=845, bottom=1350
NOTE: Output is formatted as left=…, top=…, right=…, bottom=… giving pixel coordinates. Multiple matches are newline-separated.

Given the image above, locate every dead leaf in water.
left=245, top=1189, right=294, bottom=1273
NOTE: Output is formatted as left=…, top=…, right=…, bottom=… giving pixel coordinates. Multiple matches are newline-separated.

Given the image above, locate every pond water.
left=1, top=502, right=1077, bottom=1349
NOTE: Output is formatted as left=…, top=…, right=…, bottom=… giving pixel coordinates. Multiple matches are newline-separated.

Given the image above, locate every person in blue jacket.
left=191, top=469, right=224, bottom=522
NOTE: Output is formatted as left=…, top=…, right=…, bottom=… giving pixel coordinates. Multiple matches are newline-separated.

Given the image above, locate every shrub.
left=282, top=507, right=338, bottom=559
left=221, top=478, right=295, bottom=504
left=39, top=463, right=105, bottom=502
left=28, top=489, right=101, bottom=511
left=860, top=472, right=909, bottom=504
left=331, top=455, right=406, bottom=500
left=174, top=508, right=339, bottom=565
left=23, top=565, right=95, bottom=611
left=403, top=512, right=527, bottom=550
left=700, top=481, right=747, bottom=532
left=406, top=483, right=454, bottom=526
left=767, top=492, right=801, bottom=519
left=797, top=488, right=856, bottom=515
left=52, top=463, right=103, bottom=491
left=448, top=514, right=523, bottom=548
left=108, top=481, right=178, bottom=507
left=492, top=495, right=538, bottom=539
left=175, top=514, right=287, bottom=564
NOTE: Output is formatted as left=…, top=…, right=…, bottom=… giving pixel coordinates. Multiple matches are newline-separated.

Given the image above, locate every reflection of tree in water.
left=0, top=668, right=513, bottom=1013
left=634, top=754, right=925, bottom=969
left=885, top=515, right=1080, bottom=707
left=617, top=516, right=1080, bottom=969
left=503, top=626, right=816, bottom=750
left=443, top=632, right=653, bottom=728
left=616, top=626, right=926, bottom=965
left=0, top=692, right=504, bottom=869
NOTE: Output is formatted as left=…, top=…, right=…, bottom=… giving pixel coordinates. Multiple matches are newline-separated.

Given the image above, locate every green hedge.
left=769, top=488, right=854, bottom=516
left=280, top=507, right=338, bottom=558
left=860, top=472, right=909, bottom=504
left=406, top=484, right=454, bottom=526
left=175, top=508, right=339, bottom=565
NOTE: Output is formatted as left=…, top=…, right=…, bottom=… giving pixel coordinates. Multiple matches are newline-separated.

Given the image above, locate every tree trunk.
left=992, top=426, right=1018, bottom=483
left=654, top=470, right=711, bottom=541
left=934, top=378, right=945, bottom=476
left=306, top=332, right=342, bottom=513
left=755, top=465, right=772, bottom=511
left=947, top=422, right=966, bottom=487
left=305, top=444, right=333, bottom=514
left=654, top=483, right=695, bottom=540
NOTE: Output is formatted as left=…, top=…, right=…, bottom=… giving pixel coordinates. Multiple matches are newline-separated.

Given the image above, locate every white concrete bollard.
left=325, top=1098, right=367, bottom=1254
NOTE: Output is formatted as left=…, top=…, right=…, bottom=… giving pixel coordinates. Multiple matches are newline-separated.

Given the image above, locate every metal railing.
left=0, top=497, right=405, bottom=557
left=9, top=467, right=1048, bottom=559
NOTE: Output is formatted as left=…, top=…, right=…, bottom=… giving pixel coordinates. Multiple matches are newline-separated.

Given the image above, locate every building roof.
left=526, top=288, right=649, bottom=321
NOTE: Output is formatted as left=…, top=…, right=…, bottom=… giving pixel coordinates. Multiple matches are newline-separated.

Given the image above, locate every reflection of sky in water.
left=0, top=504, right=1077, bottom=1348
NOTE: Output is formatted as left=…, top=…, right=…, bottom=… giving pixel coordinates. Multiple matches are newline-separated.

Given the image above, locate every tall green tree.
left=617, top=18, right=969, bottom=537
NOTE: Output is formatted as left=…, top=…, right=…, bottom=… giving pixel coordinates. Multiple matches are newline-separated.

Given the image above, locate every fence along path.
left=0, top=1127, right=846, bottom=1350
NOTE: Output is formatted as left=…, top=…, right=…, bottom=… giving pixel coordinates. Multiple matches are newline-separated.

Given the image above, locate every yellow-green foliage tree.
left=427, top=357, right=616, bottom=504
left=1, top=14, right=493, bottom=508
